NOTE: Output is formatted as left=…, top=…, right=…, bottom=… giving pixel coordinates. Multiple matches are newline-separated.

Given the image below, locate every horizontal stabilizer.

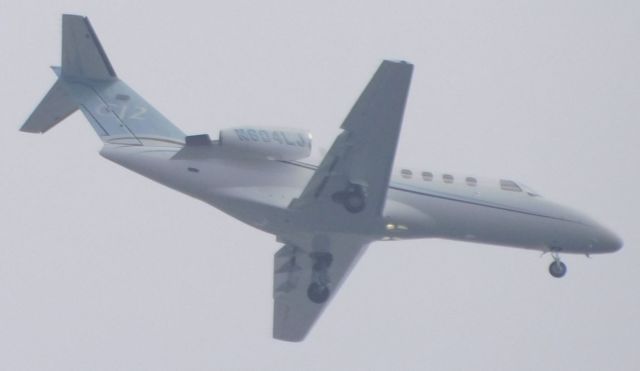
left=20, top=79, right=78, bottom=133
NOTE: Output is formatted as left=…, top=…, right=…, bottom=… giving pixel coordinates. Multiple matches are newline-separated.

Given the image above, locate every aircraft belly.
left=387, top=188, right=597, bottom=253
left=205, top=186, right=302, bottom=234
left=100, top=145, right=312, bottom=235
left=100, top=146, right=212, bottom=200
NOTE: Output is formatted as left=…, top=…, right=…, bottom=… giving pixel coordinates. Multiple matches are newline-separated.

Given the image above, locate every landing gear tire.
left=307, top=282, right=330, bottom=304
left=344, top=193, right=365, bottom=213
left=311, top=252, right=333, bottom=271
left=549, top=261, right=567, bottom=278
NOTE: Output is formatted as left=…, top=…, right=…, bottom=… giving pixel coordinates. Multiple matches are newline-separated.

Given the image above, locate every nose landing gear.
left=548, top=252, right=567, bottom=278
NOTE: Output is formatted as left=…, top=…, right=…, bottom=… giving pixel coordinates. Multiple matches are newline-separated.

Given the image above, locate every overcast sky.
left=1, top=1, right=639, bottom=370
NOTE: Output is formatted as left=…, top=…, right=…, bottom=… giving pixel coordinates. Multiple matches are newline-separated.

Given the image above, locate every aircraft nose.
left=595, top=226, right=623, bottom=253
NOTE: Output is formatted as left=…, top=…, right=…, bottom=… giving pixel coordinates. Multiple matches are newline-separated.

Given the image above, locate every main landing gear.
left=548, top=252, right=567, bottom=278
left=332, top=184, right=366, bottom=213
left=307, top=252, right=333, bottom=304
left=307, top=282, right=330, bottom=304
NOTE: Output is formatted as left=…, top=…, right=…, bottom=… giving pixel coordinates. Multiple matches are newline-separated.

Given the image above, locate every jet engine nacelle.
left=219, top=127, right=312, bottom=160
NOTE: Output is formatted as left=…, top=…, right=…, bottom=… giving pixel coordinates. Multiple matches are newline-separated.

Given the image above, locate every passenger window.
left=466, top=177, right=477, bottom=187
left=422, top=171, right=433, bottom=181
left=401, top=169, right=413, bottom=179
left=443, top=174, right=454, bottom=184
left=500, top=179, right=522, bottom=192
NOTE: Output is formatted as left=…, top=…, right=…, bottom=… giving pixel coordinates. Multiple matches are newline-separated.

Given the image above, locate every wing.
left=273, top=233, right=370, bottom=342
left=289, top=60, right=413, bottom=225
left=273, top=61, right=413, bottom=341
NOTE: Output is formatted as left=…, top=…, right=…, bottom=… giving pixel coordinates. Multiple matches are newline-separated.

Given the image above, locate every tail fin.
left=60, top=14, right=117, bottom=80
left=21, top=14, right=185, bottom=145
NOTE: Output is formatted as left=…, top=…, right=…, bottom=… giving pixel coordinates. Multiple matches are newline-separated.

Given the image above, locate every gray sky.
left=1, top=1, right=639, bottom=370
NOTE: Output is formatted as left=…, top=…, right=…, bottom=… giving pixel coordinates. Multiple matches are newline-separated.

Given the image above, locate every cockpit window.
left=422, top=171, right=433, bottom=181
left=500, top=179, right=522, bottom=192
left=401, top=169, right=413, bottom=179
left=466, top=177, right=477, bottom=187
left=443, top=174, right=454, bottom=184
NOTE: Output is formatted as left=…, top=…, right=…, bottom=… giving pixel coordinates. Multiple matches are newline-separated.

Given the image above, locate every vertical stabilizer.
left=61, top=14, right=116, bottom=80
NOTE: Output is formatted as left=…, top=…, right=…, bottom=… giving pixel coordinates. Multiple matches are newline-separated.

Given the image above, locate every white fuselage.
left=100, top=144, right=622, bottom=255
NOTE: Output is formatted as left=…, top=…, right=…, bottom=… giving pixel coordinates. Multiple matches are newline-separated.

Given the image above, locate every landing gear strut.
left=548, top=252, right=567, bottom=278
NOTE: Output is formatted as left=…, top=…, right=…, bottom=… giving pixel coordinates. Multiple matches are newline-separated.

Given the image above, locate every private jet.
left=21, top=15, right=622, bottom=341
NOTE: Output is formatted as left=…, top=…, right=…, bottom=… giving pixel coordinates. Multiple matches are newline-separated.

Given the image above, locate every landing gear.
left=307, top=282, right=330, bottom=304
left=344, top=192, right=365, bottom=213
left=307, top=252, right=333, bottom=304
left=549, top=261, right=567, bottom=278
left=548, top=252, right=567, bottom=278
left=332, top=184, right=366, bottom=213
left=311, top=252, right=333, bottom=271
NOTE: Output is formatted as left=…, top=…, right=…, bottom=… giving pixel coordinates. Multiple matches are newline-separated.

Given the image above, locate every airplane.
left=21, top=15, right=623, bottom=342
